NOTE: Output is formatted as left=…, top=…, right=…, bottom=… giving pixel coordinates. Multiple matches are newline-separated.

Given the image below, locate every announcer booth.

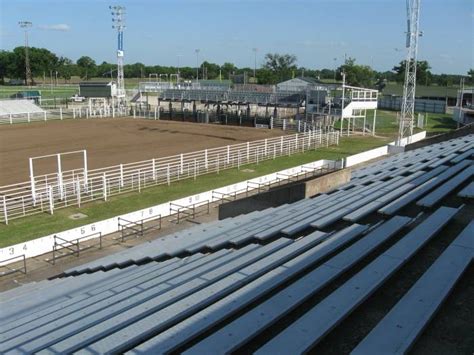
left=79, top=81, right=118, bottom=115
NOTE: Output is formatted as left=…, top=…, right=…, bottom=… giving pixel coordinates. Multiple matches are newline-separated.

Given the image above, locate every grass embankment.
left=0, top=135, right=390, bottom=247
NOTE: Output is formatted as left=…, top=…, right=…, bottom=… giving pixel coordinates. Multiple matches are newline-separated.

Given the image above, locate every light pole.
left=252, top=48, right=258, bottom=79
left=195, top=49, right=200, bottom=82
left=18, top=21, right=33, bottom=86
left=110, top=5, right=126, bottom=106
left=177, top=54, right=183, bottom=81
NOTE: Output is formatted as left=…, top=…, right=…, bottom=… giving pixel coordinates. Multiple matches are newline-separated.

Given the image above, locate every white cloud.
left=38, top=24, right=71, bottom=32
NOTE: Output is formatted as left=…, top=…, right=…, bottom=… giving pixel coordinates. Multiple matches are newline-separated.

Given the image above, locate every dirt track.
left=0, top=118, right=284, bottom=185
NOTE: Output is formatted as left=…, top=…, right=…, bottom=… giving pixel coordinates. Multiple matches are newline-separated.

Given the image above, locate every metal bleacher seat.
left=64, top=207, right=282, bottom=274
left=254, top=206, right=461, bottom=354
left=379, top=160, right=472, bottom=215
left=351, top=220, right=473, bottom=355
left=0, top=239, right=292, bottom=353
left=417, top=165, right=474, bottom=208
left=21, top=235, right=326, bottom=354
left=458, top=181, right=474, bottom=198
left=182, top=216, right=410, bottom=355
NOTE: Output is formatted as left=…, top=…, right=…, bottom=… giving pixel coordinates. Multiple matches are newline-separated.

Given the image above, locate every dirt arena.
left=0, top=118, right=285, bottom=185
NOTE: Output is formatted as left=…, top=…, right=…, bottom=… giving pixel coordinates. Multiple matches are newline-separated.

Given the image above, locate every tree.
left=468, top=69, right=474, bottom=85
left=337, top=57, right=375, bottom=88
left=263, top=53, right=297, bottom=82
left=76, top=56, right=97, bottom=80
left=392, top=60, right=432, bottom=85
left=57, top=57, right=74, bottom=83
left=0, top=50, right=14, bottom=84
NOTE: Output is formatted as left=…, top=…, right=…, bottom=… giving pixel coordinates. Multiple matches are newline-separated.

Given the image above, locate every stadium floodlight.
left=18, top=21, right=33, bottom=86
left=110, top=5, right=126, bottom=109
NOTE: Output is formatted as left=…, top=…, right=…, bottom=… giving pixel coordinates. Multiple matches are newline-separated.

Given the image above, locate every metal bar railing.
left=0, top=254, right=27, bottom=276
left=50, top=232, right=102, bottom=265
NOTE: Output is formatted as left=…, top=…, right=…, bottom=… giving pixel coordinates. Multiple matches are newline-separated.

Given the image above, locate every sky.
left=0, top=0, right=473, bottom=74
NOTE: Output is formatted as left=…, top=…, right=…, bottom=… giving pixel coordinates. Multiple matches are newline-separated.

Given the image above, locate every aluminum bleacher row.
left=0, top=99, right=44, bottom=116
left=0, top=134, right=472, bottom=354
left=158, top=89, right=305, bottom=106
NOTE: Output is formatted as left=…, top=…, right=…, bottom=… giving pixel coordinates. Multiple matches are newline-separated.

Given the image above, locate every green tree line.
left=0, top=46, right=472, bottom=88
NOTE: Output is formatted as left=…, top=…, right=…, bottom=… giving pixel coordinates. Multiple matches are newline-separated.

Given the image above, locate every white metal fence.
left=0, top=105, right=129, bottom=125
left=0, top=129, right=339, bottom=224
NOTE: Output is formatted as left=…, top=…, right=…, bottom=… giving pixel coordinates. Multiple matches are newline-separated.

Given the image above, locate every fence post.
left=60, top=108, right=63, bottom=120
left=154, top=107, right=157, bottom=120
left=9, top=114, right=12, bottom=124
left=120, top=164, right=124, bottom=187
left=28, top=112, right=31, bottom=122
left=264, top=139, right=267, bottom=157
left=57, top=154, right=64, bottom=200
left=217, top=154, right=220, bottom=174
left=273, top=144, right=276, bottom=159
left=103, top=173, right=107, bottom=201
left=167, top=164, right=170, bottom=185
left=247, top=142, right=250, bottom=162
left=152, top=158, right=156, bottom=181
left=86, top=108, right=89, bottom=119
left=283, top=119, right=286, bottom=131
left=295, top=134, right=298, bottom=151
left=76, top=180, right=81, bottom=208
left=280, top=136, right=284, bottom=154
left=180, top=154, right=184, bottom=174
left=194, top=159, right=197, bottom=180
left=2, top=195, right=8, bottom=225
left=205, top=149, right=208, bottom=170
left=133, top=109, right=136, bottom=119
left=48, top=186, right=54, bottom=215
left=227, top=145, right=230, bottom=164
left=44, top=112, right=47, bottom=121
left=138, top=169, right=141, bottom=192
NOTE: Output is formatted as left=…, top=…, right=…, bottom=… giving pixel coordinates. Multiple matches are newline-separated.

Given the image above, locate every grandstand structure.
left=136, top=80, right=379, bottom=135
left=0, top=99, right=45, bottom=123
left=1, top=133, right=472, bottom=354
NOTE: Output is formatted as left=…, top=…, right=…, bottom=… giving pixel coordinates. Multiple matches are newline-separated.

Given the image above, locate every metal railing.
left=116, top=215, right=162, bottom=242
left=170, top=200, right=210, bottom=224
left=49, top=232, right=103, bottom=265
left=0, top=254, right=27, bottom=276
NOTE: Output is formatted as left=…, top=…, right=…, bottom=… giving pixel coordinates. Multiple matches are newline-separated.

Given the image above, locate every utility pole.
left=18, top=21, right=33, bottom=86
left=195, top=49, right=200, bottom=82
left=398, top=0, right=422, bottom=145
left=252, top=48, right=258, bottom=79
left=177, top=54, right=183, bottom=81
left=110, top=5, right=126, bottom=109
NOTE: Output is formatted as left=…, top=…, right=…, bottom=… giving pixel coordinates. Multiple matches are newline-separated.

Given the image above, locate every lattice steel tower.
left=398, top=0, right=422, bottom=145
left=18, top=21, right=33, bottom=86
left=110, top=5, right=126, bottom=108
